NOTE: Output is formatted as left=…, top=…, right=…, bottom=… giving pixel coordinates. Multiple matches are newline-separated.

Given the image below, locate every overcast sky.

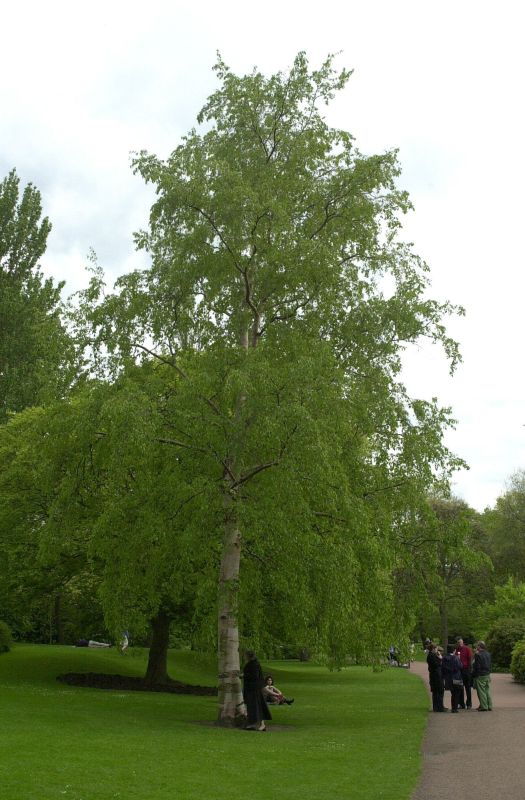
left=1, top=0, right=523, bottom=510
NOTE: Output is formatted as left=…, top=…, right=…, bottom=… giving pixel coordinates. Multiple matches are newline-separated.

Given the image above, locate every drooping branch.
left=168, top=487, right=209, bottom=521
left=130, top=341, right=224, bottom=419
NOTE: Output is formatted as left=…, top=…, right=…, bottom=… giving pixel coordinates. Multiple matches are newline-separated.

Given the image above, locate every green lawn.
left=0, top=645, right=428, bottom=800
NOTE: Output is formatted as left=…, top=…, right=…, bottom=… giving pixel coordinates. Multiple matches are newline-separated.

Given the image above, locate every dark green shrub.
left=511, top=639, right=525, bottom=684
left=0, top=621, right=12, bottom=653
left=485, top=617, right=525, bottom=669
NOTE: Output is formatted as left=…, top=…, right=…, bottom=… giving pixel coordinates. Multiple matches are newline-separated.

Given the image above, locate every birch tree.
left=73, top=53, right=463, bottom=724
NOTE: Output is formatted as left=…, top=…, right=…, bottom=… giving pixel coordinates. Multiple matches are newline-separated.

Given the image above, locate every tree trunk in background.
left=299, top=648, right=311, bottom=662
left=54, top=594, right=64, bottom=644
left=439, top=602, right=449, bottom=652
left=217, top=492, right=245, bottom=727
left=145, top=610, right=171, bottom=684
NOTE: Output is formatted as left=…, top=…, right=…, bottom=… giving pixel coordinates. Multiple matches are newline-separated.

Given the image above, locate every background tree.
left=481, top=470, right=525, bottom=582
left=0, top=169, right=75, bottom=422
left=71, top=53, right=464, bottom=725
left=478, top=577, right=525, bottom=629
left=0, top=404, right=104, bottom=644
left=0, top=365, right=216, bottom=682
left=410, top=497, right=492, bottom=646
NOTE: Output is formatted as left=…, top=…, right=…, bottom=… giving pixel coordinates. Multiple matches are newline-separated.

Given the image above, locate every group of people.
left=242, top=650, right=294, bottom=731
left=426, top=637, right=492, bottom=713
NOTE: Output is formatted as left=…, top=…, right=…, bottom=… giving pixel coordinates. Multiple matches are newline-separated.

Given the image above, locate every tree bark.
left=439, top=601, right=449, bottom=652
left=217, top=318, right=252, bottom=726
left=145, top=610, right=171, bottom=685
left=54, top=593, right=64, bottom=644
left=216, top=490, right=245, bottom=726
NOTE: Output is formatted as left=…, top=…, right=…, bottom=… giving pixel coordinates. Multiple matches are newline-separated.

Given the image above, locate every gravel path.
left=410, top=660, right=525, bottom=799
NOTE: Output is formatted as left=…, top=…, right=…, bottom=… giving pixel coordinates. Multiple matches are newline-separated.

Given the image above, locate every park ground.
left=410, top=660, right=525, bottom=800
left=0, top=645, right=428, bottom=800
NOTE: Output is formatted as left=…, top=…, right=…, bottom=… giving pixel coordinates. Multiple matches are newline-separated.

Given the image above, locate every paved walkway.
left=410, top=661, right=525, bottom=799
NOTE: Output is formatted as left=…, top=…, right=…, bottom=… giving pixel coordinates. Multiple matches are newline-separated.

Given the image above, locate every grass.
left=0, top=644, right=429, bottom=800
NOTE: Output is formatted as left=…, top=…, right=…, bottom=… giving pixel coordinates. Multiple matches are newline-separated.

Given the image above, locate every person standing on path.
left=442, top=645, right=463, bottom=713
left=454, top=637, right=473, bottom=709
left=472, top=641, right=492, bottom=711
left=427, top=644, right=446, bottom=712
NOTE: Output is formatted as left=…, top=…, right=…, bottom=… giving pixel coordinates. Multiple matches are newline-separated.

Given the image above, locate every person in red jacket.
left=454, top=637, right=473, bottom=709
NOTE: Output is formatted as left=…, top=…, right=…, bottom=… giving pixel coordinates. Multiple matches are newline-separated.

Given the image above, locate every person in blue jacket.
left=442, top=645, right=463, bottom=713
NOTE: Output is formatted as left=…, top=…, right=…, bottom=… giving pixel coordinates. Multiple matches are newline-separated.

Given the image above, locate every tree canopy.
left=481, top=470, right=525, bottom=582
left=0, top=169, right=74, bottom=422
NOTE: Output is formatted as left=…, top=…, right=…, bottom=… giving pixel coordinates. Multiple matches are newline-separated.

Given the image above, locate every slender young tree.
left=72, top=53, right=464, bottom=724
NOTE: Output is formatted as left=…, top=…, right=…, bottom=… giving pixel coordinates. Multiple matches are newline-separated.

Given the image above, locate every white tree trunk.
left=217, top=322, right=251, bottom=725
left=217, top=491, right=246, bottom=726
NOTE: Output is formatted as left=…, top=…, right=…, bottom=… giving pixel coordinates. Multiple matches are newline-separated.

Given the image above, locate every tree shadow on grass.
left=56, top=672, right=217, bottom=695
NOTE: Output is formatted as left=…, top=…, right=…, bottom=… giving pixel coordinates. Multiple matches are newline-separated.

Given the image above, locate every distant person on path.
left=472, top=641, right=492, bottom=711
left=454, top=637, right=473, bottom=709
left=442, top=645, right=463, bottom=713
left=242, top=650, right=271, bottom=731
left=262, top=675, right=295, bottom=705
left=426, top=644, right=446, bottom=712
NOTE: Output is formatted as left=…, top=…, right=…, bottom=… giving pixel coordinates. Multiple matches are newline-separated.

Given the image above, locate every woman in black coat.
left=242, top=650, right=272, bottom=731
left=427, top=645, right=446, bottom=712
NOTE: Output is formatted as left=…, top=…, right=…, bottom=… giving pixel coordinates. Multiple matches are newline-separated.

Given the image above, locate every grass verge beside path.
left=0, top=645, right=428, bottom=800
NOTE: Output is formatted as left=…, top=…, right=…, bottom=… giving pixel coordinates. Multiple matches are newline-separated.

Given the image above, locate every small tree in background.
left=0, top=170, right=75, bottom=421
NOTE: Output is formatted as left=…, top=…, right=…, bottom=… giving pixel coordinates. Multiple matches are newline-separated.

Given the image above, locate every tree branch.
left=232, top=460, right=279, bottom=489
left=131, top=342, right=187, bottom=379
left=157, top=437, right=209, bottom=454
left=189, top=205, right=242, bottom=273
left=363, top=480, right=407, bottom=498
